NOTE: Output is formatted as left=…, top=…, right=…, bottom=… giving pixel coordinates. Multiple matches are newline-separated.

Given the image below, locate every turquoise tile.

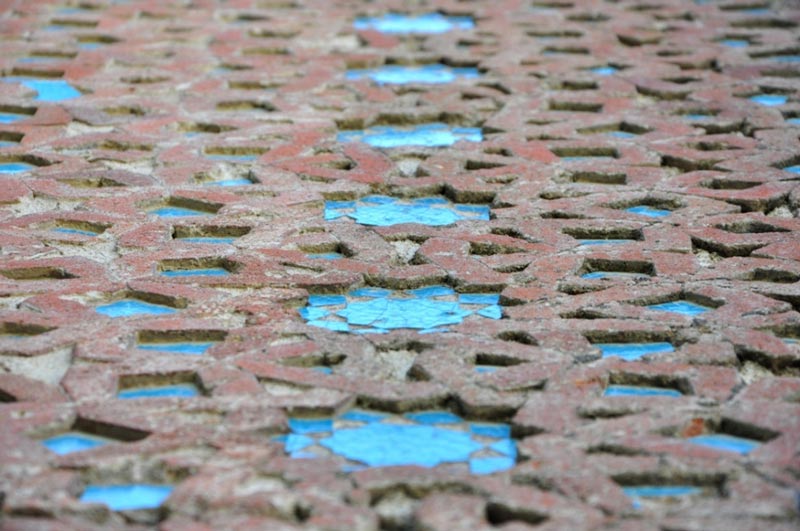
left=137, top=342, right=215, bottom=355
left=42, top=432, right=111, bottom=455
left=353, top=13, right=474, bottom=34
left=647, top=300, right=710, bottom=316
left=604, top=385, right=682, bottom=397
left=626, top=205, right=671, bottom=217
left=688, top=434, right=760, bottom=454
left=597, top=342, right=675, bottom=360
left=346, top=64, right=479, bottom=85
left=80, top=485, right=173, bottom=511
left=96, top=300, right=177, bottom=318
left=118, top=383, right=200, bottom=399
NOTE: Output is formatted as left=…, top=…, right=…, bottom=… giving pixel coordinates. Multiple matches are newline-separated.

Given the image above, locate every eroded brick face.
left=1, top=0, right=799, bottom=529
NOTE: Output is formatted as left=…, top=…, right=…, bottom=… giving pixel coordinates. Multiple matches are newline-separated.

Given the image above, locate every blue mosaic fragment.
left=410, top=285, right=455, bottom=298
left=285, top=434, right=315, bottom=453
left=405, top=410, right=462, bottom=425
left=338, top=123, right=482, bottom=148
left=347, top=64, right=480, bottom=85
left=581, top=271, right=650, bottom=280
left=647, top=300, right=710, bottom=316
left=353, top=13, right=474, bottom=34
left=458, top=293, right=499, bottom=305
left=51, top=227, right=98, bottom=237
left=474, top=365, right=498, bottom=374
left=160, top=268, right=229, bottom=277
left=0, top=113, right=27, bottom=124
left=96, top=300, right=177, bottom=318
left=80, top=485, right=174, bottom=511
left=206, top=178, right=254, bottom=186
left=489, top=438, right=517, bottom=458
left=0, top=162, right=34, bottom=173
left=205, top=154, right=257, bottom=163
left=626, top=205, right=671, bottom=217
left=138, top=342, right=215, bottom=355
left=340, top=409, right=389, bottom=423
left=299, top=306, right=330, bottom=321
left=470, top=423, right=511, bottom=438
left=783, top=165, right=800, bottom=174
left=308, top=294, right=347, bottom=307
left=772, top=55, right=800, bottom=63
left=590, top=66, right=618, bottom=75
left=42, top=432, right=110, bottom=455
left=604, top=385, right=682, bottom=397
left=607, top=131, right=636, bottom=139
left=578, top=239, right=634, bottom=246
left=149, top=206, right=210, bottom=217
left=470, top=456, right=515, bottom=475
left=622, top=485, right=701, bottom=499
left=720, top=39, right=749, bottom=47
left=312, top=366, right=333, bottom=374
left=750, top=94, right=787, bottom=106
left=118, top=384, right=200, bottom=399
left=597, top=342, right=675, bottom=361
left=477, top=305, right=503, bottom=319
left=308, top=252, right=343, bottom=260
left=688, top=434, right=760, bottom=454
left=177, top=237, right=235, bottom=244
left=288, top=418, right=333, bottom=434
left=2, top=78, right=81, bottom=102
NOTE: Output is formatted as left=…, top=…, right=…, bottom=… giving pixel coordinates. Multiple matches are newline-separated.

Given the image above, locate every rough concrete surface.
left=1, top=0, right=799, bottom=529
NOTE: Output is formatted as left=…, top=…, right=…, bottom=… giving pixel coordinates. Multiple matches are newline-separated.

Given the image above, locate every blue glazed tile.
left=470, top=456, right=516, bottom=475
left=299, top=306, right=330, bottom=321
left=405, top=410, right=463, bottom=425
left=80, top=485, right=173, bottom=511
left=289, top=418, right=333, bottom=434
left=308, top=294, right=347, bottom=306
left=206, top=178, right=254, bottom=186
left=474, top=365, right=498, bottom=374
left=78, top=42, right=102, bottom=50
left=149, top=206, right=210, bottom=217
left=458, top=293, right=499, bottom=305
left=590, top=66, right=618, bottom=75
left=3, top=78, right=81, bottom=102
left=597, top=342, right=675, bottom=360
left=320, top=423, right=482, bottom=467
left=410, top=285, right=456, bottom=298
left=96, top=299, right=177, bottom=318
left=772, top=55, right=800, bottom=63
left=688, top=434, right=760, bottom=454
left=489, top=438, right=517, bottom=458
left=604, top=385, right=682, bottom=397
left=626, top=205, right=671, bottom=217
left=353, top=13, right=474, bottom=34
left=118, top=383, right=200, bottom=399
left=782, top=165, right=800, bottom=174
left=0, top=140, right=19, bottom=148
left=177, top=237, right=235, bottom=244
left=312, top=366, right=333, bottom=374
left=647, top=300, right=710, bottom=316
left=325, top=195, right=489, bottom=226
left=720, top=39, right=749, bottom=48
left=470, top=423, right=511, bottom=438
left=684, top=114, right=712, bottom=120
left=0, top=113, right=27, bottom=124
left=285, top=433, right=315, bottom=452
left=42, top=432, right=111, bottom=455
left=581, top=271, right=650, bottom=280
left=308, top=252, right=343, bottom=260
left=338, top=123, right=482, bottom=148
left=622, top=485, right=701, bottom=499
left=0, top=162, right=34, bottom=173
left=346, top=64, right=480, bottom=85
left=137, top=342, right=215, bottom=355
left=476, top=305, right=502, bottom=319
left=607, top=131, right=636, bottom=139
left=339, top=409, right=389, bottom=423
left=787, top=117, right=800, bottom=125
left=782, top=337, right=798, bottom=345
left=750, top=94, right=787, bottom=106
left=578, top=239, right=635, bottom=246
left=160, top=268, right=230, bottom=277
left=204, top=154, right=257, bottom=163
left=51, top=227, right=98, bottom=237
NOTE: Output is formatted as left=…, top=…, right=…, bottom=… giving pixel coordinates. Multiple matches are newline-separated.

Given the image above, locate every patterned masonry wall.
left=0, top=1, right=800, bottom=530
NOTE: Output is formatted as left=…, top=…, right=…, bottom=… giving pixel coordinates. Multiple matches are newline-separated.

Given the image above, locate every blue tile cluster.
left=160, top=267, right=230, bottom=277
left=301, top=286, right=501, bottom=334
left=0, top=112, right=28, bottom=124
left=0, top=162, right=34, bottom=174
left=338, top=123, right=482, bottom=148
left=346, top=64, right=480, bottom=85
left=279, top=409, right=515, bottom=474
left=80, top=484, right=174, bottom=511
left=325, top=195, right=489, bottom=226
left=353, top=13, right=474, bottom=34
left=749, top=94, right=787, bottom=106
left=176, top=236, right=236, bottom=245
left=149, top=206, right=212, bottom=217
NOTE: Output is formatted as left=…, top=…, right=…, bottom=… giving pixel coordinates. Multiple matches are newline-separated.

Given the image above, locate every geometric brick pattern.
left=1, top=1, right=799, bottom=529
